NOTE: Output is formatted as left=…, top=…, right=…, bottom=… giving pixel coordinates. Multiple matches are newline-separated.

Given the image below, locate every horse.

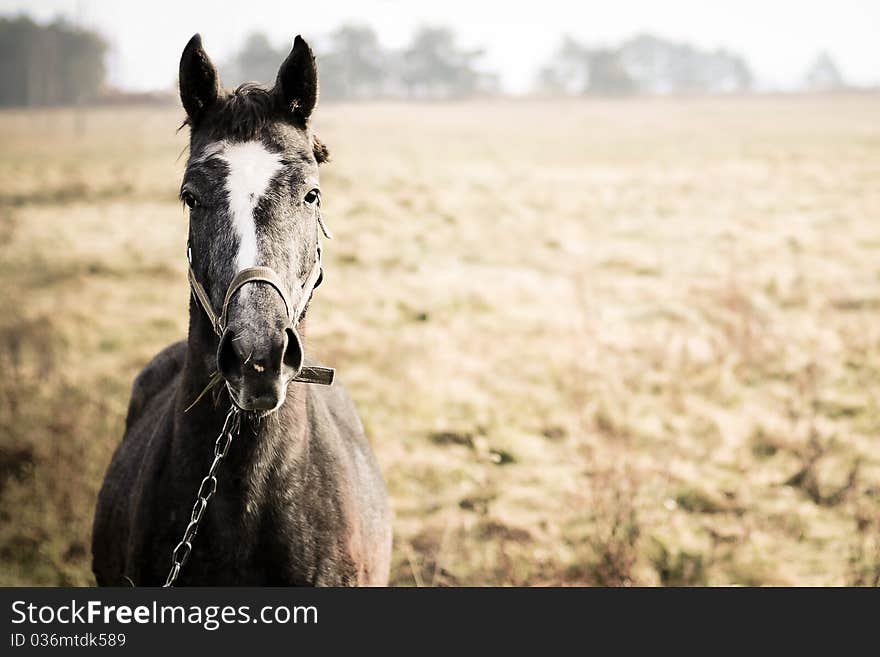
left=91, top=34, right=392, bottom=586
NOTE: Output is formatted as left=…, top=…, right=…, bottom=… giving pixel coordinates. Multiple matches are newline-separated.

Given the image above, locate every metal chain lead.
left=163, top=407, right=240, bottom=587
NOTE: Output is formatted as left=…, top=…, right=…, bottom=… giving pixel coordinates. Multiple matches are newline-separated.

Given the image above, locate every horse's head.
left=179, top=34, right=330, bottom=414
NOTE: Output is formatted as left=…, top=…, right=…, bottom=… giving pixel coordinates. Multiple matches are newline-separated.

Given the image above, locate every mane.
left=214, top=83, right=277, bottom=140
left=184, top=82, right=330, bottom=163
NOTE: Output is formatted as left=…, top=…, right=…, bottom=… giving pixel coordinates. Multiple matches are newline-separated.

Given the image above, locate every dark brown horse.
left=91, top=34, right=391, bottom=586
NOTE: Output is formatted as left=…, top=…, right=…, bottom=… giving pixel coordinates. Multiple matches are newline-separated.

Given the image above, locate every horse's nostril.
left=219, top=324, right=296, bottom=390
left=283, top=327, right=304, bottom=376
left=217, top=329, right=242, bottom=382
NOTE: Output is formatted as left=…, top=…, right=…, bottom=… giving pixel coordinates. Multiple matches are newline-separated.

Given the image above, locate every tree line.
left=0, top=15, right=106, bottom=106
left=228, top=26, right=851, bottom=99
left=0, top=16, right=855, bottom=106
left=225, top=25, right=499, bottom=100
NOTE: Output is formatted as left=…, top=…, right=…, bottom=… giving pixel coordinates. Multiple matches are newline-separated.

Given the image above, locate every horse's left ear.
left=275, top=35, right=318, bottom=125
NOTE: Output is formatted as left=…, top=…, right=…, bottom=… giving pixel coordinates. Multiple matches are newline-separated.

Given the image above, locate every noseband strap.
left=187, top=245, right=334, bottom=386
left=220, top=266, right=294, bottom=332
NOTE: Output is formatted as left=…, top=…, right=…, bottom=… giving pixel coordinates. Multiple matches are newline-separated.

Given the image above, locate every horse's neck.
left=171, top=304, right=309, bottom=490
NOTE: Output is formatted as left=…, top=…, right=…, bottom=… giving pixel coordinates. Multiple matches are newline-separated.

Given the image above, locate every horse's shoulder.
left=302, top=364, right=391, bottom=584
left=93, top=342, right=183, bottom=585
left=303, top=364, right=383, bottom=480
left=126, top=341, right=186, bottom=430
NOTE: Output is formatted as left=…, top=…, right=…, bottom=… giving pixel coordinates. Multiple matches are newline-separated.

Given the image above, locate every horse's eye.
left=304, top=189, right=320, bottom=205
left=182, top=190, right=199, bottom=210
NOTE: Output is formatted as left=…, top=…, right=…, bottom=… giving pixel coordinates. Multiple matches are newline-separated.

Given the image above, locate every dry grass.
left=1, top=96, right=879, bottom=586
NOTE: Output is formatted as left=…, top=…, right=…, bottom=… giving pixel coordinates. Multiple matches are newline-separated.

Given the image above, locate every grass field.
left=1, top=96, right=879, bottom=586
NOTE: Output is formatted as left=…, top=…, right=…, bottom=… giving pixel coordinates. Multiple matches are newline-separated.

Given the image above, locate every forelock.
left=185, top=83, right=331, bottom=163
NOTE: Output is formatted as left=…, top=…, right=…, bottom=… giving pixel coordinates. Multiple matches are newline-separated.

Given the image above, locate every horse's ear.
left=275, top=35, right=318, bottom=125
left=179, top=34, right=221, bottom=124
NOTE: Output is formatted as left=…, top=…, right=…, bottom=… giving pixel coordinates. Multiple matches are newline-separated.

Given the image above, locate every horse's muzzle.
left=187, top=254, right=332, bottom=414
left=217, top=322, right=304, bottom=413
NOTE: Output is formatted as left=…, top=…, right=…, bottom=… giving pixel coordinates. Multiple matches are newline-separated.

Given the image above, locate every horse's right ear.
left=179, top=34, right=221, bottom=124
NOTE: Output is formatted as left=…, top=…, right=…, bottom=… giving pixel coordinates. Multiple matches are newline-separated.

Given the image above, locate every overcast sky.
left=3, top=0, right=879, bottom=92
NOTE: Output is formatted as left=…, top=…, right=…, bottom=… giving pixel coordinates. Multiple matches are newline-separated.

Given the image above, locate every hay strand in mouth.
left=184, top=370, right=224, bottom=413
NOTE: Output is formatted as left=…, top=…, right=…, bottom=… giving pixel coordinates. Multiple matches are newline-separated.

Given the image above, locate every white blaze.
left=218, top=141, right=284, bottom=271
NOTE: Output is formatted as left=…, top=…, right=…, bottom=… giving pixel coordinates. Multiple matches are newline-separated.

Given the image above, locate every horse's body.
left=91, top=34, right=391, bottom=586
left=93, top=341, right=391, bottom=586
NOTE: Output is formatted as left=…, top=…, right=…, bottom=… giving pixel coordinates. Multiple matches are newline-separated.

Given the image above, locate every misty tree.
left=401, top=27, right=495, bottom=99
left=319, top=24, right=387, bottom=100
left=537, top=37, right=636, bottom=95
left=0, top=16, right=106, bottom=106
left=619, top=35, right=751, bottom=93
left=537, top=37, right=590, bottom=94
left=225, top=32, right=286, bottom=86
left=804, top=52, right=845, bottom=91
left=588, top=48, right=637, bottom=95
left=537, top=33, right=753, bottom=95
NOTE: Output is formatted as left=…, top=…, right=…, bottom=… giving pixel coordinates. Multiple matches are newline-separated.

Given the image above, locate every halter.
left=187, top=243, right=334, bottom=387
